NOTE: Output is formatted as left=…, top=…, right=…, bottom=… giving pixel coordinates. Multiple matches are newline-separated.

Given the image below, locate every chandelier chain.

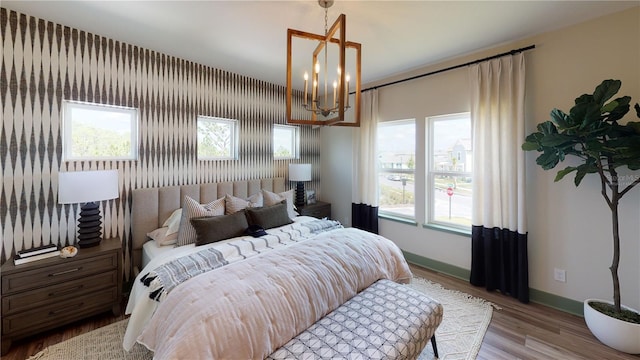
left=324, top=6, right=328, bottom=36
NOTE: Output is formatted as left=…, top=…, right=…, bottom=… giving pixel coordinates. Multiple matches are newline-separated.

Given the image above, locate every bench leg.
left=431, top=335, right=439, bottom=358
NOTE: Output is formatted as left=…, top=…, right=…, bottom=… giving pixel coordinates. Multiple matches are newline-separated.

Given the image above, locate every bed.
left=124, top=177, right=438, bottom=359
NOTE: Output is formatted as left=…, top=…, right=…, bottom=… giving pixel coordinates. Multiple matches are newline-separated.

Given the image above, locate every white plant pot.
left=584, top=299, right=640, bottom=354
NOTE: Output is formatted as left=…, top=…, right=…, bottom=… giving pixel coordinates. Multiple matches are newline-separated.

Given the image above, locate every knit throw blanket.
left=140, top=219, right=343, bottom=302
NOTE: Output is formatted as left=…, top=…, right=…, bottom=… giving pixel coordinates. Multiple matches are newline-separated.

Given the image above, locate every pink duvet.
left=136, top=227, right=411, bottom=359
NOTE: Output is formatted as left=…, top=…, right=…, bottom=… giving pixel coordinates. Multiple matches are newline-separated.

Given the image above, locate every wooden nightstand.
left=0, top=238, right=122, bottom=355
left=298, top=201, right=331, bottom=219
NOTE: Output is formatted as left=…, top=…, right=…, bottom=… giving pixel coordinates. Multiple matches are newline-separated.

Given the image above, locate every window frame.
left=62, top=100, right=139, bottom=161
left=426, top=112, right=472, bottom=231
left=273, top=124, right=300, bottom=160
left=196, top=116, right=239, bottom=160
left=377, top=119, right=417, bottom=220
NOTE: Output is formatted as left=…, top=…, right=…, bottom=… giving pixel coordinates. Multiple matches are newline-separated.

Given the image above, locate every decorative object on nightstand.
left=298, top=201, right=331, bottom=219
left=289, top=163, right=312, bottom=207
left=306, top=189, right=316, bottom=204
left=1, top=238, right=123, bottom=355
left=58, top=170, right=119, bottom=248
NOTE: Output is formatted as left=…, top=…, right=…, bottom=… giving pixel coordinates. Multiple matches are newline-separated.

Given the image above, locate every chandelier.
left=286, top=0, right=361, bottom=126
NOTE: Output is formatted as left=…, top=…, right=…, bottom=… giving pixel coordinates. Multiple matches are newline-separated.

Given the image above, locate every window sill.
left=378, top=213, right=418, bottom=226
left=422, top=223, right=471, bottom=237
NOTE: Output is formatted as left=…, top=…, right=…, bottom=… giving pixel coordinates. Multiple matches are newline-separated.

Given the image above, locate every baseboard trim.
left=402, top=250, right=585, bottom=317
left=402, top=251, right=470, bottom=281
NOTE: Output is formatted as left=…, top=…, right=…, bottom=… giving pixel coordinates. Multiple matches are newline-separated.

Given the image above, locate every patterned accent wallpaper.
left=0, top=8, right=320, bottom=275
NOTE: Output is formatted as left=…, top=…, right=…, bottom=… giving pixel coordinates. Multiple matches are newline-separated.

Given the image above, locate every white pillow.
left=262, top=189, right=298, bottom=219
left=146, top=227, right=178, bottom=246
left=177, top=196, right=225, bottom=246
left=224, top=193, right=263, bottom=214
left=162, top=208, right=183, bottom=236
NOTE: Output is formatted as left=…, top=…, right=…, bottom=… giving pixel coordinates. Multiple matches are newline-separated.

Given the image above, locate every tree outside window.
left=197, top=116, right=238, bottom=160
left=63, top=100, right=138, bottom=161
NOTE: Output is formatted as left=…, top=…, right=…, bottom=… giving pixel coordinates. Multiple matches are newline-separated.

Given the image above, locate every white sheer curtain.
left=351, top=89, right=379, bottom=233
left=469, top=53, right=529, bottom=302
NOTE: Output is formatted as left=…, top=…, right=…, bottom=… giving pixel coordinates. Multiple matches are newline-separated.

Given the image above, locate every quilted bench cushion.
left=268, top=279, right=443, bottom=360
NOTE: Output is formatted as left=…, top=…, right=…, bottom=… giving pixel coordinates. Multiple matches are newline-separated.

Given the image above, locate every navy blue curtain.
left=352, top=203, right=379, bottom=234
left=470, top=225, right=529, bottom=303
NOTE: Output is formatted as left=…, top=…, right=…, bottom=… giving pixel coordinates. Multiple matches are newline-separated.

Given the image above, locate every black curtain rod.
left=360, top=44, right=535, bottom=93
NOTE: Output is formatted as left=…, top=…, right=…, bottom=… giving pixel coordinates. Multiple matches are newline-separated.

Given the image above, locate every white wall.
left=322, top=7, right=640, bottom=310
left=320, top=126, right=355, bottom=226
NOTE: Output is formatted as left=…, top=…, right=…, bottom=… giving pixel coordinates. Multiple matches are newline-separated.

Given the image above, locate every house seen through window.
left=378, top=120, right=416, bottom=219
left=377, top=113, right=473, bottom=232
left=427, top=113, right=472, bottom=230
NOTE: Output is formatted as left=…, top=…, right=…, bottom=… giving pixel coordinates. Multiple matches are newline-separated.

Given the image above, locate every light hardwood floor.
left=3, top=264, right=638, bottom=360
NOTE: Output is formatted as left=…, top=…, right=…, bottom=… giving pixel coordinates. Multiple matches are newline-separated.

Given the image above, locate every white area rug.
left=411, top=277, right=496, bottom=359
left=29, top=277, right=494, bottom=360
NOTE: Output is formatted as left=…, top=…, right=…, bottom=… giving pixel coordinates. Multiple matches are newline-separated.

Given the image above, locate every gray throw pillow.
left=190, top=210, right=249, bottom=246
left=245, top=201, right=293, bottom=230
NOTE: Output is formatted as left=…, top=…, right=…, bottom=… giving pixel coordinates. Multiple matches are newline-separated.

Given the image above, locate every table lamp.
left=289, top=163, right=312, bottom=207
left=58, top=170, right=119, bottom=248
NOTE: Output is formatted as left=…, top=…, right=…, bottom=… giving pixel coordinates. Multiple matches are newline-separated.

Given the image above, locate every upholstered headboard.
left=131, top=178, right=285, bottom=272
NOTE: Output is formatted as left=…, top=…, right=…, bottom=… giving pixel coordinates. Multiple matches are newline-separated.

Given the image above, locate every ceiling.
left=3, top=1, right=638, bottom=89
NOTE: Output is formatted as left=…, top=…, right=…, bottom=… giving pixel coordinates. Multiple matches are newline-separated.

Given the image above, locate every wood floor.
left=3, top=264, right=638, bottom=360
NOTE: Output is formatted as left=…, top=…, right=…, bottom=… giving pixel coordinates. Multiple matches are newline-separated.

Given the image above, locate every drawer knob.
left=48, top=267, right=82, bottom=277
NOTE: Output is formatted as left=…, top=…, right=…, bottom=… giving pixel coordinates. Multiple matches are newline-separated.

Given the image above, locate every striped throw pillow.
left=224, top=193, right=263, bottom=214
left=177, top=196, right=225, bottom=246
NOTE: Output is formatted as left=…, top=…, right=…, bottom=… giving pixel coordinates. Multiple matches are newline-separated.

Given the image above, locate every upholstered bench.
left=268, top=279, right=443, bottom=359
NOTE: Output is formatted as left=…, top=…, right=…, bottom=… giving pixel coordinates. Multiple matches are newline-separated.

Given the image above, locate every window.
left=197, top=116, right=239, bottom=160
left=62, top=101, right=138, bottom=161
left=377, top=120, right=416, bottom=219
left=427, top=113, right=472, bottom=229
left=273, top=124, right=299, bottom=159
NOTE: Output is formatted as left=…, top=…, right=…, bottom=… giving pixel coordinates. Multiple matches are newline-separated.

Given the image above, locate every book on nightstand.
left=16, top=243, right=58, bottom=258
left=14, top=247, right=61, bottom=265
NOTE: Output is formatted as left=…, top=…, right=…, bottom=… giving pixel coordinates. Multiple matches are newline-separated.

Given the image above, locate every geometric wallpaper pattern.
left=0, top=8, right=320, bottom=277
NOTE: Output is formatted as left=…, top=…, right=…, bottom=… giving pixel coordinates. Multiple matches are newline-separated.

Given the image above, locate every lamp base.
left=295, top=182, right=306, bottom=208
left=77, top=202, right=102, bottom=248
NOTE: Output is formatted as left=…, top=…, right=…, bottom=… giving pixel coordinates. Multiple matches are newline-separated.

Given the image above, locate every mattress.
left=141, top=240, right=176, bottom=269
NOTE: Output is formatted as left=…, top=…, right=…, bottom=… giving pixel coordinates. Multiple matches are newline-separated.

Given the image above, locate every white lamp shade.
left=289, top=163, right=312, bottom=182
left=58, top=170, right=119, bottom=204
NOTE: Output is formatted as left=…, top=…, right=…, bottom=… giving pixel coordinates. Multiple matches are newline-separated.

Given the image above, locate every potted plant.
left=521, top=79, right=640, bottom=353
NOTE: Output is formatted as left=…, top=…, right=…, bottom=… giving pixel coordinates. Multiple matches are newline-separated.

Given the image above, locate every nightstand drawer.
left=1, top=271, right=118, bottom=316
left=1, top=286, right=119, bottom=336
left=1, top=253, right=117, bottom=294
left=302, top=207, right=328, bottom=218
left=299, top=201, right=331, bottom=219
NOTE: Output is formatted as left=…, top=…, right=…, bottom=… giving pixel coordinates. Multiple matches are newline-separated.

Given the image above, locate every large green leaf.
left=550, top=108, right=573, bottom=128
left=554, top=166, right=577, bottom=182
left=540, top=133, right=576, bottom=147
left=521, top=140, right=540, bottom=151
left=572, top=102, right=603, bottom=130
left=537, top=121, right=558, bottom=135
left=574, top=94, right=593, bottom=105
left=606, top=96, right=631, bottom=122
left=593, top=79, right=621, bottom=106
left=536, top=150, right=560, bottom=170
left=627, top=121, right=640, bottom=134
left=574, top=163, right=600, bottom=186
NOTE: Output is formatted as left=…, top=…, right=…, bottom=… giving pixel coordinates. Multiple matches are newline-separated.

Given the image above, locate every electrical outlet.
left=554, top=268, right=566, bottom=282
